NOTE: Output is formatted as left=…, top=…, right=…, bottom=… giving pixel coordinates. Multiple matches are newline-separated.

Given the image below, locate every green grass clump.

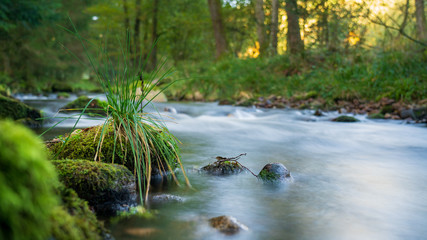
left=0, top=120, right=58, bottom=240
left=49, top=22, right=190, bottom=203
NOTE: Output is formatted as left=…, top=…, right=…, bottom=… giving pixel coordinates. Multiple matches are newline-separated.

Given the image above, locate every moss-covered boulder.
left=50, top=186, right=110, bottom=240
left=0, top=120, right=58, bottom=240
left=332, top=115, right=360, bottom=122
left=60, top=95, right=107, bottom=116
left=258, top=163, right=292, bottom=182
left=47, top=124, right=177, bottom=176
left=0, top=94, right=42, bottom=127
left=52, top=159, right=137, bottom=216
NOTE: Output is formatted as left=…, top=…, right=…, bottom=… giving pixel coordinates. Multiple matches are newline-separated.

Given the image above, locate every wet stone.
left=209, top=215, right=249, bottom=235
left=201, top=160, right=245, bottom=175
left=258, top=163, right=292, bottom=182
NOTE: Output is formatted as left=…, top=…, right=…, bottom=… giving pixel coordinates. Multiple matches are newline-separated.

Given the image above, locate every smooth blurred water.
left=20, top=95, right=427, bottom=240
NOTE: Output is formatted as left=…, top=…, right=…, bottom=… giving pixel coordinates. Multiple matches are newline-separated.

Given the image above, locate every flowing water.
left=19, top=94, right=427, bottom=240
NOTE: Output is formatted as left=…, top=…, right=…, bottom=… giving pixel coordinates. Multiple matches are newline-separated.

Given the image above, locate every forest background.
left=0, top=0, right=426, bottom=105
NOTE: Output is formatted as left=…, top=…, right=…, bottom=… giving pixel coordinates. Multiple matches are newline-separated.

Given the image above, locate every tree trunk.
left=255, top=0, right=267, bottom=57
left=123, top=0, right=130, bottom=31
left=207, top=0, right=228, bottom=59
left=415, top=0, right=427, bottom=41
left=149, top=0, right=159, bottom=71
left=134, top=0, right=142, bottom=60
left=284, top=0, right=303, bottom=54
left=270, top=0, right=279, bottom=55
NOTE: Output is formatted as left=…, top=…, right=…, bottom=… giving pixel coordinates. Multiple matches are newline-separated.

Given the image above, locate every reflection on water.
left=21, top=96, right=427, bottom=240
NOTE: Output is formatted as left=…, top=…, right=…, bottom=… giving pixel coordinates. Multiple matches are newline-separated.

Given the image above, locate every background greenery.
left=0, top=0, right=426, bottom=103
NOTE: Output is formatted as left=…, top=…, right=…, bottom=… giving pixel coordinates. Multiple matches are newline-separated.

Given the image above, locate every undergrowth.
left=166, top=49, right=427, bottom=103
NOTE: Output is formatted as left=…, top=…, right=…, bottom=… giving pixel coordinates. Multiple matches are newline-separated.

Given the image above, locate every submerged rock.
left=149, top=194, right=184, bottom=204
left=52, top=159, right=137, bottom=216
left=258, top=163, right=292, bottom=182
left=0, top=94, right=42, bottom=127
left=209, top=215, right=249, bottom=235
left=332, top=115, right=359, bottom=122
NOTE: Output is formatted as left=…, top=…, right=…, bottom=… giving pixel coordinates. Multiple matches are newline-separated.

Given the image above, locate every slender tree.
left=134, top=0, right=142, bottom=60
left=270, top=0, right=279, bottom=55
left=415, top=0, right=427, bottom=41
left=255, top=0, right=267, bottom=57
left=284, top=0, right=303, bottom=54
left=207, top=0, right=228, bottom=59
left=149, top=0, right=159, bottom=71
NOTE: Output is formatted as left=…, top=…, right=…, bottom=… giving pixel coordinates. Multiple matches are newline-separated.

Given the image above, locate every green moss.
left=368, top=112, right=385, bottom=119
left=0, top=94, right=42, bottom=125
left=258, top=169, right=281, bottom=181
left=47, top=124, right=177, bottom=173
left=332, top=115, right=360, bottom=122
left=0, top=120, right=58, bottom=240
left=60, top=96, right=107, bottom=116
left=51, top=159, right=134, bottom=206
left=50, top=186, right=106, bottom=240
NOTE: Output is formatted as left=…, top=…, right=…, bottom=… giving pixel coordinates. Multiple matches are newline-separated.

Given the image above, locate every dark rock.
left=413, top=107, right=427, bottom=121
left=51, top=159, right=137, bottom=216
left=201, top=160, right=245, bottom=175
left=0, top=94, right=42, bottom=127
left=332, top=115, right=359, bottom=122
left=258, top=163, right=292, bottom=182
left=314, top=109, right=324, bottom=116
left=209, top=215, right=248, bottom=235
left=400, top=108, right=414, bottom=119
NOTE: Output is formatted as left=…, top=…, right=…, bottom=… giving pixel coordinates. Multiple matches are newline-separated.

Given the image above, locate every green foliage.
left=50, top=186, right=106, bottom=240
left=0, top=120, right=58, bottom=240
left=169, top=49, right=427, bottom=103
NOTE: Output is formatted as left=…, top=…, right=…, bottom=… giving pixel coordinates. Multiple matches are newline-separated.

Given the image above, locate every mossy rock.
left=52, top=159, right=137, bottom=216
left=258, top=163, right=292, bottom=182
left=47, top=124, right=178, bottom=175
left=332, top=115, right=360, bottom=122
left=60, top=96, right=107, bottom=116
left=50, top=186, right=109, bottom=240
left=201, top=160, right=245, bottom=175
left=0, top=94, right=42, bottom=127
left=368, top=113, right=385, bottom=119
left=0, top=120, right=58, bottom=240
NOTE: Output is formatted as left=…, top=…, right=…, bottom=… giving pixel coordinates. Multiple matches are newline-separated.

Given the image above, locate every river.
left=18, top=93, right=427, bottom=240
